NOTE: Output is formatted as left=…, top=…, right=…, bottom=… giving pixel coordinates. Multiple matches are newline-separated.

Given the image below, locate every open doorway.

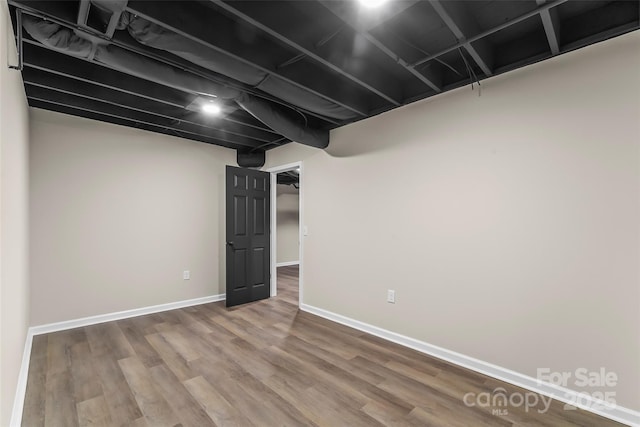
left=275, top=173, right=299, bottom=304
left=267, top=162, right=303, bottom=307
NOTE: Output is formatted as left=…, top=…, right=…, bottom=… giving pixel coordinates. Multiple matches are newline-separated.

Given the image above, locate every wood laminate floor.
left=22, top=266, right=623, bottom=426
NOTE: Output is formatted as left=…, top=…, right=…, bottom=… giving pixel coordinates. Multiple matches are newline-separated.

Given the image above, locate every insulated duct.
left=237, top=93, right=328, bottom=148
left=23, top=16, right=93, bottom=58
left=237, top=150, right=266, bottom=168
left=22, top=14, right=330, bottom=149
left=126, top=15, right=357, bottom=122
left=95, top=45, right=241, bottom=99
left=23, top=15, right=238, bottom=98
left=126, top=14, right=266, bottom=87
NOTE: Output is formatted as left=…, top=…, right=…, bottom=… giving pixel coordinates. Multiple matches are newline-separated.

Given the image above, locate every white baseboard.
left=30, top=293, right=226, bottom=336
left=9, top=333, right=34, bottom=427
left=276, top=261, right=299, bottom=267
left=13, top=296, right=638, bottom=426
left=300, top=304, right=640, bottom=427
left=10, top=293, right=225, bottom=427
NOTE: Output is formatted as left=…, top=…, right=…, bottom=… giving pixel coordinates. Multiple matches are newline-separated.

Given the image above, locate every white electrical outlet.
left=183, top=270, right=190, bottom=280
left=387, top=290, right=395, bottom=303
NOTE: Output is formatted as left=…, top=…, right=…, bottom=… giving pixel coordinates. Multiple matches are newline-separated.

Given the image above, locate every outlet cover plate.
left=387, top=290, right=395, bottom=303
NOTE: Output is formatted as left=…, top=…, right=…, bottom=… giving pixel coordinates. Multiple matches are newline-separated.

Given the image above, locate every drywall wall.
left=276, top=184, right=299, bottom=264
left=0, top=0, right=30, bottom=424
left=30, top=109, right=236, bottom=325
left=265, top=32, right=640, bottom=411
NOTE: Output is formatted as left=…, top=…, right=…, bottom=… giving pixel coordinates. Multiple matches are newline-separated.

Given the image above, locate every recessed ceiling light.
left=358, top=0, right=388, bottom=8
left=202, top=102, right=221, bottom=115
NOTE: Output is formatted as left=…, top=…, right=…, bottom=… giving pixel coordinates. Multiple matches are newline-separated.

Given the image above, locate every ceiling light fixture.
left=202, top=102, right=221, bottom=115
left=358, top=0, right=388, bottom=8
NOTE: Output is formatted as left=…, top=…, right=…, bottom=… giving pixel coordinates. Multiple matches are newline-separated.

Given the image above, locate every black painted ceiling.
left=8, top=0, right=639, bottom=157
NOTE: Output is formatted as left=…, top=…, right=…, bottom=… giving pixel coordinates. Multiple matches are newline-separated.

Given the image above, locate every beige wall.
left=30, top=109, right=236, bottom=325
left=0, top=0, right=30, bottom=424
left=265, top=32, right=640, bottom=410
left=276, top=184, right=299, bottom=264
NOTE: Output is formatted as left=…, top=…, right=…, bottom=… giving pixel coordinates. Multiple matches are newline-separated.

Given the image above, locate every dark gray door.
left=225, top=166, right=271, bottom=307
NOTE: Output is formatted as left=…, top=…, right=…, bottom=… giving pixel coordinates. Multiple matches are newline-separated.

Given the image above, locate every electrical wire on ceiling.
left=457, top=47, right=481, bottom=96
left=388, top=29, right=463, bottom=76
left=458, top=46, right=473, bottom=89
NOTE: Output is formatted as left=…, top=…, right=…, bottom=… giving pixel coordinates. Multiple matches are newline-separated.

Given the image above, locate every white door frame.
left=266, top=161, right=303, bottom=306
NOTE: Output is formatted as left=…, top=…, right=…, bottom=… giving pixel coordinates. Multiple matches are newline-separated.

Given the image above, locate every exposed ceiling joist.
left=210, top=0, right=402, bottom=106
left=428, top=0, right=493, bottom=76
left=277, top=170, right=299, bottom=186
left=10, top=0, right=341, bottom=131
left=410, top=0, right=569, bottom=68
left=26, top=85, right=262, bottom=149
left=29, top=98, right=247, bottom=148
left=360, top=0, right=422, bottom=32
left=125, top=0, right=371, bottom=118
left=23, top=40, right=182, bottom=107
left=77, top=0, right=97, bottom=60
left=22, top=41, right=278, bottom=138
left=536, top=0, right=561, bottom=55
left=7, top=0, right=638, bottom=153
left=26, top=98, right=251, bottom=149
left=103, top=2, right=125, bottom=39
left=108, top=30, right=340, bottom=127
left=560, top=20, right=638, bottom=54
left=368, top=34, right=444, bottom=92
left=22, top=68, right=278, bottom=144
left=318, top=0, right=442, bottom=93
left=77, top=0, right=89, bottom=26
left=315, top=0, right=423, bottom=34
